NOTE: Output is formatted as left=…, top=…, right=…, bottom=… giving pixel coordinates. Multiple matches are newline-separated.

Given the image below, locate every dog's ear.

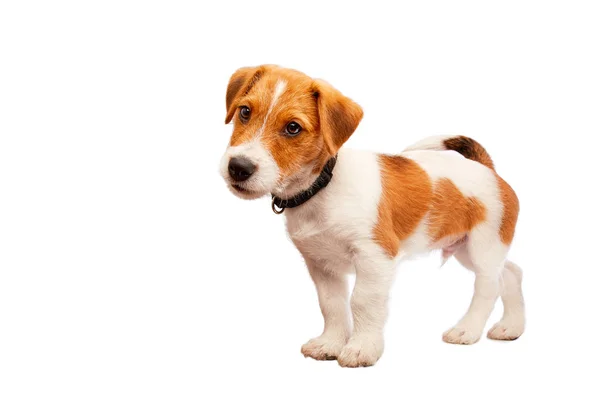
left=225, top=66, right=264, bottom=124
left=312, top=79, right=363, bottom=156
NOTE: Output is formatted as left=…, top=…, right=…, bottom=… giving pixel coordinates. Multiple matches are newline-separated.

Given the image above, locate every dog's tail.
left=404, top=135, right=495, bottom=170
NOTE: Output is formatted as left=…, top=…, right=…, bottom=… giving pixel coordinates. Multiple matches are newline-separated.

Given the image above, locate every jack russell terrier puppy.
left=220, top=65, right=525, bottom=368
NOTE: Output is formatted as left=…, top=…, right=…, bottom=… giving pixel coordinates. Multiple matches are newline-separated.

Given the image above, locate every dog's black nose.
left=228, top=157, right=256, bottom=182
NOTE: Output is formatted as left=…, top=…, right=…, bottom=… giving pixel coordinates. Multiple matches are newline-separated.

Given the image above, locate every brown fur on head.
left=220, top=65, right=363, bottom=200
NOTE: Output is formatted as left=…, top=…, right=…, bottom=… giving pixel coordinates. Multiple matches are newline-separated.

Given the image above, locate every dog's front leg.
left=300, top=258, right=351, bottom=361
left=337, top=253, right=395, bottom=368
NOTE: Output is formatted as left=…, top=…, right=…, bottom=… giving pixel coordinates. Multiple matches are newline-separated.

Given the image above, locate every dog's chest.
left=285, top=208, right=357, bottom=270
left=282, top=148, right=383, bottom=270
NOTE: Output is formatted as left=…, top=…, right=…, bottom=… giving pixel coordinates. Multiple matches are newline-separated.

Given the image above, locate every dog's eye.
left=285, top=122, right=302, bottom=136
left=239, top=106, right=251, bottom=122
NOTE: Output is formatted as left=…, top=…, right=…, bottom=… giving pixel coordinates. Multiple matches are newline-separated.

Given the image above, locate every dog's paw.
left=337, top=335, right=383, bottom=368
left=301, top=335, right=346, bottom=361
left=487, top=319, right=524, bottom=341
left=442, top=325, right=481, bottom=345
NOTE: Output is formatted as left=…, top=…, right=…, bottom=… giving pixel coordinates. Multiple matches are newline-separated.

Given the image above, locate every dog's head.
left=220, top=65, right=363, bottom=200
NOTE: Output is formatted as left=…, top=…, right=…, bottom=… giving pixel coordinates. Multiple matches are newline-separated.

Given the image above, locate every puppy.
left=220, top=65, right=524, bottom=368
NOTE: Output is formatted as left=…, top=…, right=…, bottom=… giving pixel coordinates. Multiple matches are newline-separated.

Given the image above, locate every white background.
left=1, top=1, right=599, bottom=399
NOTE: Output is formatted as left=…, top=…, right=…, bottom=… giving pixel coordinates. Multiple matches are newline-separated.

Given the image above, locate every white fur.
left=395, top=217, right=430, bottom=259
left=256, top=79, right=286, bottom=138
left=219, top=138, right=279, bottom=199
left=488, top=260, right=525, bottom=340
left=403, top=134, right=454, bottom=152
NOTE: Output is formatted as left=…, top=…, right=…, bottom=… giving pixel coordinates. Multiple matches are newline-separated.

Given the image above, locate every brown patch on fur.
left=429, top=178, right=487, bottom=243
left=312, top=79, right=363, bottom=158
left=496, top=175, right=519, bottom=244
left=443, top=136, right=495, bottom=170
left=225, top=66, right=268, bottom=124
left=374, top=156, right=432, bottom=257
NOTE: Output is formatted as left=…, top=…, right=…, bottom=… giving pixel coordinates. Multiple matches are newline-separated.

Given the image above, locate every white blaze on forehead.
left=256, top=79, right=287, bottom=137
left=219, top=79, right=287, bottom=196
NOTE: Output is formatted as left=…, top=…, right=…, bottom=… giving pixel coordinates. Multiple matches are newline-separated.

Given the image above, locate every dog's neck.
left=271, top=156, right=337, bottom=213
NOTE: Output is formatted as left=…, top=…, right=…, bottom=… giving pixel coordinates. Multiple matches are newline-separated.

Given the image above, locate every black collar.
left=271, top=156, right=337, bottom=214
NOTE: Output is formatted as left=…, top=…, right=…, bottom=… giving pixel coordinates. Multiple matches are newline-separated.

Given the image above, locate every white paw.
left=442, top=325, right=482, bottom=345
left=337, top=335, right=383, bottom=368
left=301, top=335, right=347, bottom=361
left=487, top=319, right=524, bottom=341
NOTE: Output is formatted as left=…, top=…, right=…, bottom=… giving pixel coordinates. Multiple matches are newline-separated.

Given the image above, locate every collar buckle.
left=271, top=197, right=285, bottom=214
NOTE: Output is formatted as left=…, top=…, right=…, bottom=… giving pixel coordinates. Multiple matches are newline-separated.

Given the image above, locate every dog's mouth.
left=228, top=182, right=265, bottom=200
left=231, top=184, right=250, bottom=193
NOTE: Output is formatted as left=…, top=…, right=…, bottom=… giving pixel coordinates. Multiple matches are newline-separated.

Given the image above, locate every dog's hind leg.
left=487, top=260, right=525, bottom=340
left=443, top=233, right=506, bottom=344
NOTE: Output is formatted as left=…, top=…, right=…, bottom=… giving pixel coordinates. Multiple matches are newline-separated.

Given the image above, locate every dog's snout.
left=228, top=157, right=256, bottom=182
